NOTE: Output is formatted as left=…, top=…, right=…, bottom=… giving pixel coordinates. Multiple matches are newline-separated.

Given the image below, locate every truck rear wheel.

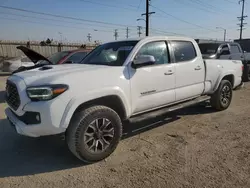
left=210, top=80, right=232, bottom=111
left=66, top=105, right=122, bottom=163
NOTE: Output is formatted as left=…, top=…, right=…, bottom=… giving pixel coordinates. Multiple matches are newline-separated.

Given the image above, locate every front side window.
left=136, top=41, right=169, bottom=65
left=81, top=41, right=139, bottom=66
left=171, top=41, right=197, bottom=62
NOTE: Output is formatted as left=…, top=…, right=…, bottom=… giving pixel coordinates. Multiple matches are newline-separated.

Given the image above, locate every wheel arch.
left=213, top=73, right=235, bottom=92
left=60, top=94, right=129, bottom=129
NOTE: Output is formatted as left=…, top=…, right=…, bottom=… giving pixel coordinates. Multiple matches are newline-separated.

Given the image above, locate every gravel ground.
left=0, top=75, right=250, bottom=188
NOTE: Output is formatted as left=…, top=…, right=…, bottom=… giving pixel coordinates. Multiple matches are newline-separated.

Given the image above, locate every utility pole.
left=87, top=33, right=92, bottom=42
left=237, top=0, right=247, bottom=40
left=141, top=0, right=155, bottom=36
left=126, top=27, right=129, bottom=39
left=114, top=29, right=118, bottom=40
left=216, top=27, right=227, bottom=41
left=137, top=26, right=142, bottom=37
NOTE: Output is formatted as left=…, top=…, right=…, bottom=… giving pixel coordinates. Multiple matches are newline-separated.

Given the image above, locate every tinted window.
left=221, top=45, right=230, bottom=55
left=171, top=41, right=196, bottom=62
left=136, top=41, right=169, bottom=64
left=198, top=43, right=219, bottom=54
left=48, top=51, right=71, bottom=64
left=230, top=45, right=241, bottom=53
left=66, top=52, right=88, bottom=63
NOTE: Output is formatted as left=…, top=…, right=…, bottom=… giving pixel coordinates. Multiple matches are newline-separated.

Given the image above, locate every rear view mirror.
left=132, top=55, right=155, bottom=68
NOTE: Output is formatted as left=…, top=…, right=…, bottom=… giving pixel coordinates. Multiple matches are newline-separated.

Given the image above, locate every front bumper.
left=5, top=108, right=66, bottom=137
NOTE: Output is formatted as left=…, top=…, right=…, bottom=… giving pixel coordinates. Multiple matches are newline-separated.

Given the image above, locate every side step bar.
left=129, top=95, right=211, bottom=122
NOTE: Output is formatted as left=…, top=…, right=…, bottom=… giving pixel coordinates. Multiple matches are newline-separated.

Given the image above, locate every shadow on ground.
left=0, top=91, right=6, bottom=103
left=0, top=105, right=216, bottom=178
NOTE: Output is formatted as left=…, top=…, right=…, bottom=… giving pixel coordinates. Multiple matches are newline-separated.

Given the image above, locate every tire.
left=66, top=105, right=122, bottom=163
left=210, top=80, right=233, bottom=111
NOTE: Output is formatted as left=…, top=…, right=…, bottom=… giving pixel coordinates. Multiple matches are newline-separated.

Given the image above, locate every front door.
left=129, top=40, right=176, bottom=114
left=171, top=40, right=205, bottom=101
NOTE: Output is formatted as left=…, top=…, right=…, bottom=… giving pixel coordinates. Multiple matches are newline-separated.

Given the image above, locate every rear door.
left=170, top=40, right=205, bottom=101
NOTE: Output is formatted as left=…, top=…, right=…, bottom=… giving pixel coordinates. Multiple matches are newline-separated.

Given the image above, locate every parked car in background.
left=2, top=56, right=34, bottom=72
left=198, top=42, right=250, bottom=81
left=3, top=46, right=90, bottom=73
left=5, top=36, right=243, bottom=163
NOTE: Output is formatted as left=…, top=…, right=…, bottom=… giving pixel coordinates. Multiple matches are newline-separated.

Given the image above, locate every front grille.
left=5, top=80, right=21, bottom=110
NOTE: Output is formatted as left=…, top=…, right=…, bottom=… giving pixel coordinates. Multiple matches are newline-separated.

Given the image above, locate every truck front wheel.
left=210, top=80, right=233, bottom=111
left=66, top=105, right=122, bottom=163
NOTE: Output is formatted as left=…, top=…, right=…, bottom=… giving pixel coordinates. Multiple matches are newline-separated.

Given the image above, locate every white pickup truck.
left=5, top=36, right=243, bottom=163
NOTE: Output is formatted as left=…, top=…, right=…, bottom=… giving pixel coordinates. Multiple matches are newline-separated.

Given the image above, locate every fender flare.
left=213, top=71, right=235, bottom=92
left=59, top=87, right=130, bottom=128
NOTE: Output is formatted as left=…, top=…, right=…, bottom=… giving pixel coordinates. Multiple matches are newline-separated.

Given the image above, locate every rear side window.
left=230, top=45, right=241, bottom=53
left=171, top=41, right=197, bottom=62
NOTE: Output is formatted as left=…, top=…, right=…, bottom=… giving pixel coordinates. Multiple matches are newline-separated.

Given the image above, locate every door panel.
left=171, top=41, right=205, bottom=101
left=129, top=41, right=176, bottom=114
left=130, top=64, right=175, bottom=114
left=229, top=44, right=244, bottom=61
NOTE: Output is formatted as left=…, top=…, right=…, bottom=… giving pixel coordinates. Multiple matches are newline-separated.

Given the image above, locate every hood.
left=17, top=46, right=53, bottom=64
left=14, top=64, right=111, bottom=85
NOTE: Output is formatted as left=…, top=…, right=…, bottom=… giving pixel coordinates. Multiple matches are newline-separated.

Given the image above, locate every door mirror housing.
left=132, top=55, right=156, bottom=68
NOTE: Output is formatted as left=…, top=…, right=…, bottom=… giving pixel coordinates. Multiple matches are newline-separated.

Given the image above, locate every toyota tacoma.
left=5, top=36, right=243, bottom=163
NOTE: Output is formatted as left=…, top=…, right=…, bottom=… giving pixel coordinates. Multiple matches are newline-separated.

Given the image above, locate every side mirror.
left=64, top=60, right=74, bottom=64
left=132, top=55, right=155, bottom=69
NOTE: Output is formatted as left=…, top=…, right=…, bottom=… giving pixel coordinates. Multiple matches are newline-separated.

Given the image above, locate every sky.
left=0, top=0, right=249, bottom=43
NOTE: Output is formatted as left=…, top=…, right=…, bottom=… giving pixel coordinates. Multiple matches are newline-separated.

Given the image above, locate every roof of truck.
left=107, top=36, right=195, bottom=43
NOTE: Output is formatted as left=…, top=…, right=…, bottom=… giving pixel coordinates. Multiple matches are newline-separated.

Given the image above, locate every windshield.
left=198, top=43, right=220, bottom=55
left=80, top=41, right=139, bottom=66
left=48, top=51, right=71, bottom=64
left=39, top=51, right=70, bottom=65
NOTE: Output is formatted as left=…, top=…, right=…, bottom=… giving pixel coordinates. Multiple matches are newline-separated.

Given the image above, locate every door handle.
left=194, top=66, right=201, bottom=70
left=164, top=70, right=173, bottom=75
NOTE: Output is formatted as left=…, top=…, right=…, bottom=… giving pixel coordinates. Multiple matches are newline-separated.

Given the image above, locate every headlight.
left=26, top=84, right=68, bottom=101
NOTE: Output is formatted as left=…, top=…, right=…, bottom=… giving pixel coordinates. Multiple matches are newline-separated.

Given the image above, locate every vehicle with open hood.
left=9, top=46, right=89, bottom=73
